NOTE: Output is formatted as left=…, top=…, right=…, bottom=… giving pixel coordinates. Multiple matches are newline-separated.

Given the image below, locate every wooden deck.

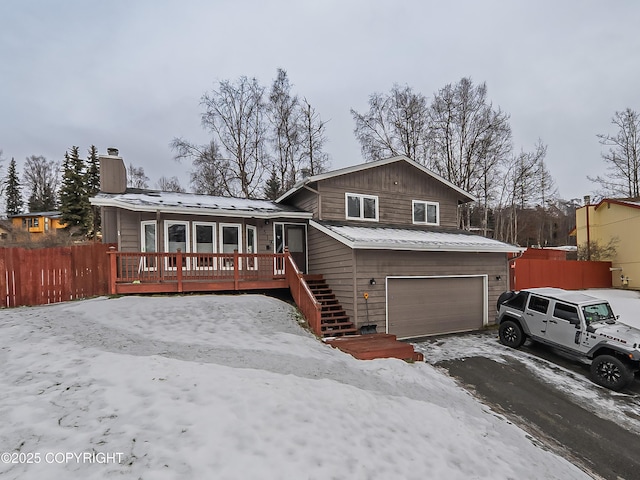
left=325, top=334, right=424, bottom=362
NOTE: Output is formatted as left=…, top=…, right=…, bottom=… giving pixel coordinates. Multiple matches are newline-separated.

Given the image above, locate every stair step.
left=321, top=328, right=358, bottom=338
left=321, top=315, right=349, bottom=323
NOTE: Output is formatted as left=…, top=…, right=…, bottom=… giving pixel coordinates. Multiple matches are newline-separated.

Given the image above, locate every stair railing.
left=284, top=248, right=322, bottom=336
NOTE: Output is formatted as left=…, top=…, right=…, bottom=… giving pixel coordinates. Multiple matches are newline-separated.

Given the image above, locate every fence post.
left=176, top=249, right=183, bottom=293
left=108, top=246, right=117, bottom=295
left=233, top=249, right=239, bottom=290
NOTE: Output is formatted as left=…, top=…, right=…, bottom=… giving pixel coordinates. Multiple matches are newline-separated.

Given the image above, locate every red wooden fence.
left=511, top=259, right=612, bottom=291
left=0, top=243, right=113, bottom=308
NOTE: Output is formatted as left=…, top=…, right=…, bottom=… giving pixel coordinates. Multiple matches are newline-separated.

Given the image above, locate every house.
left=91, top=149, right=521, bottom=339
left=8, top=211, right=66, bottom=235
left=575, top=197, right=640, bottom=289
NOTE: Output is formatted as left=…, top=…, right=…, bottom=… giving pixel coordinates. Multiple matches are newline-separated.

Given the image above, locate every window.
left=553, top=303, right=579, bottom=322
left=504, top=292, right=528, bottom=311
left=140, top=221, right=157, bottom=271
left=412, top=200, right=439, bottom=225
left=528, top=296, right=549, bottom=314
left=193, top=222, right=216, bottom=269
left=345, top=193, right=378, bottom=221
left=246, top=225, right=257, bottom=270
left=165, top=221, right=190, bottom=270
left=219, top=224, right=242, bottom=269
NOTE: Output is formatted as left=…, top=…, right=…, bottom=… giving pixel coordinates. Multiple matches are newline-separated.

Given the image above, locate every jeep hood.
left=594, top=322, right=640, bottom=348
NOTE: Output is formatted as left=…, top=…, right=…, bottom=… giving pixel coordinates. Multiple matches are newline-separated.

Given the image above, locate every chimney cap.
left=106, top=147, right=119, bottom=156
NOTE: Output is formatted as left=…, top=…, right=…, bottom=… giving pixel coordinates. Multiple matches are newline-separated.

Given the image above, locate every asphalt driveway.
left=414, top=331, right=640, bottom=480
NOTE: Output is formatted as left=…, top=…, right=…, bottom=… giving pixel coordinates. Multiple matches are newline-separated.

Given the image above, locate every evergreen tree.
left=263, top=170, right=282, bottom=200
left=59, top=146, right=90, bottom=234
left=85, top=145, right=101, bottom=237
left=5, top=157, right=22, bottom=215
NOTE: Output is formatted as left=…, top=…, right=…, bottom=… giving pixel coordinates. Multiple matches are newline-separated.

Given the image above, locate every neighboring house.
left=8, top=212, right=66, bottom=235
left=575, top=198, right=640, bottom=289
left=92, top=149, right=521, bottom=339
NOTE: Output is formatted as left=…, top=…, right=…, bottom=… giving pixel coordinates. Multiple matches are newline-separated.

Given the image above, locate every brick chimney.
left=99, top=147, right=127, bottom=193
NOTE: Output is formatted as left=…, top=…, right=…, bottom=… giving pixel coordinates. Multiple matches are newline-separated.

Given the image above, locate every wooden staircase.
left=304, top=274, right=358, bottom=338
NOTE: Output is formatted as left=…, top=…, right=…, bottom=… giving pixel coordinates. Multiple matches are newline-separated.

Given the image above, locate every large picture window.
left=345, top=193, right=378, bottom=221
left=412, top=200, right=439, bottom=226
left=193, top=222, right=216, bottom=269
left=165, top=221, right=190, bottom=270
left=219, top=223, right=242, bottom=269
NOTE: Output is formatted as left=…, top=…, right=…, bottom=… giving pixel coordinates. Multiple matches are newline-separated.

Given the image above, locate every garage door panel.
left=388, top=277, right=484, bottom=339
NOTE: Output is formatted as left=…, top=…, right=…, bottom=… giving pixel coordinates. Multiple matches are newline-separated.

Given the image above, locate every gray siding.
left=307, top=226, right=356, bottom=322
left=310, top=162, right=462, bottom=227
left=353, top=250, right=509, bottom=330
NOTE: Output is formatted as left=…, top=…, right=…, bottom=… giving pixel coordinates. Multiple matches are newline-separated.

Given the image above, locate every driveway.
left=414, top=331, right=640, bottom=480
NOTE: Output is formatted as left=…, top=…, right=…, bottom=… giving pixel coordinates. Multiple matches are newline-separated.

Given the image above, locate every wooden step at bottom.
left=325, top=334, right=422, bottom=362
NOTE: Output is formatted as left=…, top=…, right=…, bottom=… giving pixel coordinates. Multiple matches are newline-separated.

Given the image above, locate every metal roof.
left=90, top=190, right=312, bottom=219
left=310, top=220, right=522, bottom=253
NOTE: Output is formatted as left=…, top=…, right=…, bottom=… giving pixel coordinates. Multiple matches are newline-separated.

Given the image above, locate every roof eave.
left=90, top=197, right=313, bottom=220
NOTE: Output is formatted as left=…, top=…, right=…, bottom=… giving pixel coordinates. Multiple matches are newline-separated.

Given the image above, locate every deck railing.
left=107, top=248, right=288, bottom=294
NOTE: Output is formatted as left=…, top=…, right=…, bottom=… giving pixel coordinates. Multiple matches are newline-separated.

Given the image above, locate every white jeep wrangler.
left=496, top=287, right=640, bottom=391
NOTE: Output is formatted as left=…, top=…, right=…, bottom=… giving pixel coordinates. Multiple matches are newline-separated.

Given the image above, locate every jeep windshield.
left=582, top=303, right=616, bottom=325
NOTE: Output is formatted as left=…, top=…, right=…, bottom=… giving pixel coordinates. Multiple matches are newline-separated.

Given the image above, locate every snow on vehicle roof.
left=525, top=287, right=607, bottom=305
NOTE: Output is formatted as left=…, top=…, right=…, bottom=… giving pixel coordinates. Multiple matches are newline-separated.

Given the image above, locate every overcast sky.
left=1, top=0, right=639, bottom=201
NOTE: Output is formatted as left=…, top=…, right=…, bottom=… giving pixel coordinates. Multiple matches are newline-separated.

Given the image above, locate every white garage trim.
left=385, top=274, right=488, bottom=339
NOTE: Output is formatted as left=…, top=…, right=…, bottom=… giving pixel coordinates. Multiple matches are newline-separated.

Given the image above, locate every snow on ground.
left=414, top=288, right=640, bottom=436
left=0, top=295, right=589, bottom=479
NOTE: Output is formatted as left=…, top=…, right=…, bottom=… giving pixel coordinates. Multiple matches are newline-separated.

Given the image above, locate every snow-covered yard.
left=0, top=293, right=592, bottom=479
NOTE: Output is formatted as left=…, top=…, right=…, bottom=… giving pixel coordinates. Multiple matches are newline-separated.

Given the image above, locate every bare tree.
left=200, top=76, right=268, bottom=198
left=300, top=98, right=330, bottom=176
left=427, top=78, right=512, bottom=229
left=22, top=155, right=59, bottom=212
left=127, top=163, right=149, bottom=189
left=495, top=142, right=546, bottom=244
left=351, top=84, right=430, bottom=163
left=157, top=176, right=185, bottom=193
left=589, top=108, right=640, bottom=198
left=268, top=68, right=301, bottom=192
left=172, top=138, right=231, bottom=196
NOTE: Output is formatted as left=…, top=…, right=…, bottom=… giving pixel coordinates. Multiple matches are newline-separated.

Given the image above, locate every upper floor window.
left=412, top=200, right=439, bottom=226
left=346, top=193, right=379, bottom=221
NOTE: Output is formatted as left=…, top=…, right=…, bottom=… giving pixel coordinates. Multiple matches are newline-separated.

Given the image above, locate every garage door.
left=387, top=276, right=485, bottom=339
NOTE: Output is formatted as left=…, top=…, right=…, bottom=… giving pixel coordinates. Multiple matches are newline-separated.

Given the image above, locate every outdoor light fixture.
left=369, top=278, right=376, bottom=285
left=264, top=219, right=270, bottom=225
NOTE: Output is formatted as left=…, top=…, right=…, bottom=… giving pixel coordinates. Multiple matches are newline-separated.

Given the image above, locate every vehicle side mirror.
left=570, top=316, right=580, bottom=327
left=587, top=325, right=596, bottom=333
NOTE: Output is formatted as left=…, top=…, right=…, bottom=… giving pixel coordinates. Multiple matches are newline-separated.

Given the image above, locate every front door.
left=285, top=225, right=306, bottom=273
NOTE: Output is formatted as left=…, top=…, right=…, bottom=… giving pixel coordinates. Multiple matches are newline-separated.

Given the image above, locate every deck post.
left=233, top=250, right=239, bottom=290
left=176, top=249, right=183, bottom=293
left=108, top=246, right=117, bottom=295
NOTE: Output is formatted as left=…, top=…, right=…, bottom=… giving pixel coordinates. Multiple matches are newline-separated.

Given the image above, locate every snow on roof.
left=311, top=220, right=523, bottom=253
left=90, top=190, right=312, bottom=219
left=594, top=198, right=640, bottom=211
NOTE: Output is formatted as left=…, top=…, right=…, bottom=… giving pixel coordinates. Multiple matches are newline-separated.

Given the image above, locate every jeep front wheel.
left=499, top=320, right=525, bottom=348
left=590, top=355, right=634, bottom=391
